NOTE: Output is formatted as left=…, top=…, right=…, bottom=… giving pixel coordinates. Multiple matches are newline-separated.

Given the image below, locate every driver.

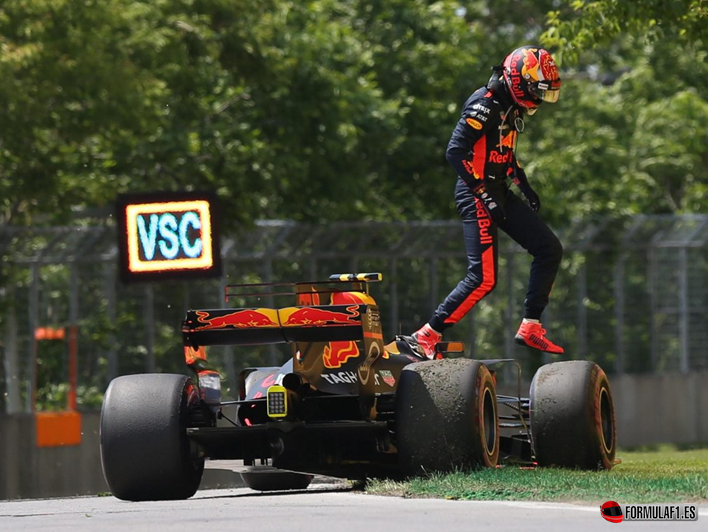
left=410, top=46, right=565, bottom=358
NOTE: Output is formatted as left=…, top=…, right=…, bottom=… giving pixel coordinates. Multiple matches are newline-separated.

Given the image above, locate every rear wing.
left=182, top=272, right=382, bottom=349
left=182, top=304, right=367, bottom=347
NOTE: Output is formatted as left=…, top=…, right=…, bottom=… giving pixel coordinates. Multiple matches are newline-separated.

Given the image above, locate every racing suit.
left=427, top=85, right=563, bottom=332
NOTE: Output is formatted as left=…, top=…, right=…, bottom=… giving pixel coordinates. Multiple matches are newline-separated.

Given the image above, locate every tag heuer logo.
left=379, top=370, right=395, bottom=387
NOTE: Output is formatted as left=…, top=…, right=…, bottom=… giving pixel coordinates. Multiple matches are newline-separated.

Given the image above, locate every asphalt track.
left=1, top=484, right=706, bottom=532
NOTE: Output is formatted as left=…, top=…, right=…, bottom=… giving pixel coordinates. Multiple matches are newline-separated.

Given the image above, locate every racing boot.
left=514, top=319, right=564, bottom=354
left=411, top=323, right=442, bottom=360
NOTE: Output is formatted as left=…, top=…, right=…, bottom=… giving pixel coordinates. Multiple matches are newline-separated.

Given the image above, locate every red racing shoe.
left=514, top=320, right=564, bottom=354
left=412, top=324, right=443, bottom=360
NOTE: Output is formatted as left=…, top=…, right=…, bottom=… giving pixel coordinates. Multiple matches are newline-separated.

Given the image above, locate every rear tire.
left=396, top=359, right=499, bottom=476
left=100, top=374, right=205, bottom=500
left=241, top=469, right=313, bottom=491
left=530, top=360, right=616, bottom=470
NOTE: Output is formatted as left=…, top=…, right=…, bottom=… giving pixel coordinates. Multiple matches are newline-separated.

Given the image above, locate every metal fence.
left=1, top=215, right=707, bottom=414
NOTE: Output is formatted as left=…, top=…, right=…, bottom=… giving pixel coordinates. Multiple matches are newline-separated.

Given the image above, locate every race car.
left=100, top=273, right=617, bottom=501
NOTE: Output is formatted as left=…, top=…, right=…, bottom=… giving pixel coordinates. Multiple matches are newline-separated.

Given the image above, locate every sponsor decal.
left=466, top=118, right=483, bottom=130
left=498, top=131, right=517, bottom=150
left=509, top=52, right=525, bottom=100
left=193, top=309, right=278, bottom=330
left=358, top=342, right=381, bottom=385
left=601, top=501, right=623, bottom=523
left=379, top=370, right=396, bottom=387
left=521, top=48, right=540, bottom=80
left=281, top=305, right=360, bottom=326
left=601, top=502, right=698, bottom=523
left=472, top=103, right=491, bottom=114
left=488, top=150, right=513, bottom=164
left=474, top=195, right=494, bottom=244
left=321, top=371, right=380, bottom=386
left=468, top=111, right=487, bottom=122
left=462, top=159, right=481, bottom=178
left=323, top=341, right=359, bottom=369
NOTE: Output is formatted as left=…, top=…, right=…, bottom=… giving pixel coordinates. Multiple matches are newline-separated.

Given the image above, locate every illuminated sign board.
left=116, top=192, right=222, bottom=282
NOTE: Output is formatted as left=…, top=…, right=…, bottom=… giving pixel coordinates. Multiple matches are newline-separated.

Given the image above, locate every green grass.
left=365, top=446, right=708, bottom=503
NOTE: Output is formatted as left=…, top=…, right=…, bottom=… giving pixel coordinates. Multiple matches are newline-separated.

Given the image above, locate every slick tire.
left=241, top=470, right=314, bottom=492
left=530, top=360, right=616, bottom=470
left=100, top=374, right=205, bottom=501
left=396, top=359, right=499, bottom=476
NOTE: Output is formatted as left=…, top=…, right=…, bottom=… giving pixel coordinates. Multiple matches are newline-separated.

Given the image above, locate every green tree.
left=543, top=0, right=707, bottom=64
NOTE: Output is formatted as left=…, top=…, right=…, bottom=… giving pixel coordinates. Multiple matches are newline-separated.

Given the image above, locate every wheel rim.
left=482, top=387, right=497, bottom=456
left=599, top=387, right=614, bottom=454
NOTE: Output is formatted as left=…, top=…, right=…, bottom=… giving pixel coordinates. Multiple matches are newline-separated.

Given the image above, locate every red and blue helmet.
left=502, top=46, right=561, bottom=110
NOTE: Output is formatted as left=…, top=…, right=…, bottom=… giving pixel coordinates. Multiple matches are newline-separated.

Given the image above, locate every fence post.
left=220, top=263, right=238, bottom=395
left=577, top=257, right=587, bottom=360
left=428, top=257, right=438, bottom=314
left=145, top=284, right=155, bottom=372
left=104, top=263, right=118, bottom=381
left=309, top=258, right=317, bottom=280
left=467, top=311, right=476, bottom=360
left=68, top=263, right=79, bottom=410
left=26, top=264, right=40, bottom=413
left=3, top=289, right=21, bottom=414
left=648, top=246, right=658, bottom=372
left=614, top=256, right=625, bottom=373
left=389, top=259, right=398, bottom=338
left=504, top=254, right=515, bottom=359
left=678, top=247, right=690, bottom=373
left=263, top=258, right=278, bottom=366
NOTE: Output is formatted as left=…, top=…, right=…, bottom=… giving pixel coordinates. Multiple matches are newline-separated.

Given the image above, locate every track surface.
left=0, top=486, right=705, bottom=532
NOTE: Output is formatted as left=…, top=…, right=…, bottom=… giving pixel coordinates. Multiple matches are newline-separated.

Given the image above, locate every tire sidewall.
left=396, top=359, right=499, bottom=475
left=100, top=373, right=204, bottom=500
left=530, top=361, right=616, bottom=470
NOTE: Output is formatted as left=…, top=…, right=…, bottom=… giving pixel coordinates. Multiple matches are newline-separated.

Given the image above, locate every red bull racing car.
left=100, top=273, right=617, bottom=501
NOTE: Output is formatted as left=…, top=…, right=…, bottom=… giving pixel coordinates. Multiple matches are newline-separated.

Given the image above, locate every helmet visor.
left=529, top=80, right=561, bottom=103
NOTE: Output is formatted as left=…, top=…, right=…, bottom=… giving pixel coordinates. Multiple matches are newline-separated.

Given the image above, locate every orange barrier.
left=35, top=410, right=82, bottom=447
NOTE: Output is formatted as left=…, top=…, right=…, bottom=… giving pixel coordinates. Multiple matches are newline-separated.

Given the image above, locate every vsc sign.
left=117, top=192, right=221, bottom=282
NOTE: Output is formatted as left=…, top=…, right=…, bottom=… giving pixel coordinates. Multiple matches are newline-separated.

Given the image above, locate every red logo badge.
left=601, top=501, right=623, bottom=523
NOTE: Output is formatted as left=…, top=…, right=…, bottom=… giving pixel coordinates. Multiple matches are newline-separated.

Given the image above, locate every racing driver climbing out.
left=410, top=46, right=565, bottom=358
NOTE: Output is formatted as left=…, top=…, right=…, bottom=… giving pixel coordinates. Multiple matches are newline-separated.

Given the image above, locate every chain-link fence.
left=1, top=215, right=707, bottom=414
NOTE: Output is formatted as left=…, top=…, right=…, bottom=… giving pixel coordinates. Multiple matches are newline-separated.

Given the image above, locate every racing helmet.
left=502, top=46, right=561, bottom=110
left=600, top=501, right=624, bottom=523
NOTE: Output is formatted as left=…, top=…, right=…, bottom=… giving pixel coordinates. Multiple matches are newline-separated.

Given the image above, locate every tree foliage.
left=543, top=0, right=708, bottom=63
left=1, top=0, right=706, bottom=229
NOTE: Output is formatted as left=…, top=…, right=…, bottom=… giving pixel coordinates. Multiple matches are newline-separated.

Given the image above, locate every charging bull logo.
left=193, top=309, right=278, bottom=330
left=521, top=48, right=540, bottom=80
left=323, top=341, right=360, bottom=369
left=283, top=306, right=361, bottom=326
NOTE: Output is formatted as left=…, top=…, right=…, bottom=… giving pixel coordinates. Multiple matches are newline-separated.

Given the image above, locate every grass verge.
left=366, top=446, right=708, bottom=503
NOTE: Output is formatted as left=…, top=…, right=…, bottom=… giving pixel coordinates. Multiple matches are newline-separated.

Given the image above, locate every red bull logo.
left=474, top=197, right=494, bottom=244
left=323, top=341, right=360, bottom=369
left=282, top=305, right=361, bottom=326
left=462, top=159, right=482, bottom=179
left=193, top=309, right=278, bottom=330
left=499, top=131, right=517, bottom=150
left=521, top=48, right=540, bottom=81
left=508, top=51, right=525, bottom=101
left=488, top=150, right=513, bottom=164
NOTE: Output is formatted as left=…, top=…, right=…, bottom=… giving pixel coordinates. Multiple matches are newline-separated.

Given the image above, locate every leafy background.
left=1, top=0, right=707, bottom=409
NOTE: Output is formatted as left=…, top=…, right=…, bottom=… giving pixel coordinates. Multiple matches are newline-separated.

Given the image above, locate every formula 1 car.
left=100, top=273, right=617, bottom=501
